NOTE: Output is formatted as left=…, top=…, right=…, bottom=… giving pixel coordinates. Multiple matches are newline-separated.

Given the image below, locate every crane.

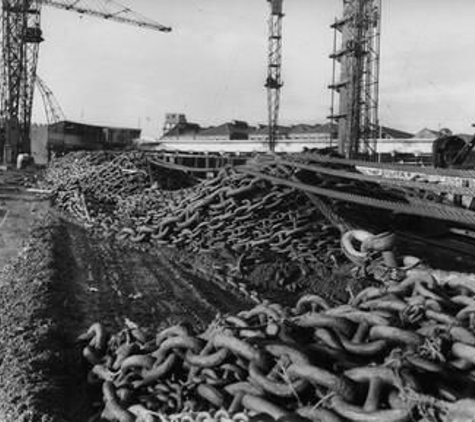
left=0, top=0, right=171, bottom=164
left=265, top=0, right=284, bottom=153
left=329, top=0, right=381, bottom=159
left=36, top=75, right=66, bottom=125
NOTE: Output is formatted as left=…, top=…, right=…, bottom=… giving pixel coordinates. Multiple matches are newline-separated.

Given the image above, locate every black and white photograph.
left=0, top=1, right=475, bottom=421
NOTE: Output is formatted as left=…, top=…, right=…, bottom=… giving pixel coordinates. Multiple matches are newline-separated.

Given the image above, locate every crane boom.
left=42, top=0, right=171, bottom=32
left=36, top=76, right=66, bottom=125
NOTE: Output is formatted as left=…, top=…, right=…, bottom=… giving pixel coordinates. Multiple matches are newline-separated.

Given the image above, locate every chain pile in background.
left=79, top=264, right=475, bottom=422
left=242, top=154, right=475, bottom=227
left=43, top=151, right=197, bottom=220
left=42, top=152, right=346, bottom=295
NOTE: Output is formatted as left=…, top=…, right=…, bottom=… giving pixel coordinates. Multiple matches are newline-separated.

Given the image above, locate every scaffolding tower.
left=265, top=0, right=284, bottom=153
left=329, top=0, right=381, bottom=159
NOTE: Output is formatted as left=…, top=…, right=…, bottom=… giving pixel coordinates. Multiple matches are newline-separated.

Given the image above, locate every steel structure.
left=36, top=75, right=65, bottom=124
left=265, top=0, right=283, bottom=153
left=0, top=0, right=170, bottom=163
left=1, top=0, right=43, bottom=162
left=329, top=0, right=381, bottom=159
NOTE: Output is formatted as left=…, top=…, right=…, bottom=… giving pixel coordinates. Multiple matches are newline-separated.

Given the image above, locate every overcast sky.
left=34, top=0, right=475, bottom=137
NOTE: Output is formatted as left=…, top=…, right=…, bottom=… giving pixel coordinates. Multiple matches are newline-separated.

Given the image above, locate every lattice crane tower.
left=265, top=0, right=284, bottom=153
left=329, top=0, right=381, bottom=159
left=0, top=0, right=171, bottom=163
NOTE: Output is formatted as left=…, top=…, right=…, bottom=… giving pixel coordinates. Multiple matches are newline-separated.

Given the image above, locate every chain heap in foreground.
left=79, top=264, right=475, bottom=422
left=43, top=152, right=344, bottom=289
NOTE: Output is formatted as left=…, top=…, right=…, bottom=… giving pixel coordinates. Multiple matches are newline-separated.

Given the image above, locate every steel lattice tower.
left=265, top=0, right=283, bottom=153
left=0, top=0, right=170, bottom=164
left=329, top=0, right=381, bottom=159
left=1, top=0, right=43, bottom=161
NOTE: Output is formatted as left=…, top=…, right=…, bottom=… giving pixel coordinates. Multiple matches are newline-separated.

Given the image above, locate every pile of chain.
left=78, top=264, right=475, bottom=422
left=114, top=171, right=340, bottom=261
left=43, top=153, right=344, bottom=292
left=43, top=151, right=198, bottom=222
left=42, top=151, right=149, bottom=221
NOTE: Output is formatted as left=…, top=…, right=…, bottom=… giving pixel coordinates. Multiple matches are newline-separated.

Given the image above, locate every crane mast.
left=0, top=0, right=170, bottom=163
left=265, top=0, right=283, bottom=153
left=1, top=0, right=43, bottom=162
left=329, top=0, right=381, bottom=159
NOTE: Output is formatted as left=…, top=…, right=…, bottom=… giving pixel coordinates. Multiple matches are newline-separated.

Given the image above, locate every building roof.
left=288, top=124, right=322, bottom=134
left=413, top=128, right=442, bottom=139
left=287, top=122, right=338, bottom=135
left=199, top=121, right=250, bottom=137
left=318, top=122, right=338, bottom=133
left=49, top=120, right=141, bottom=133
left=250, top=124, right=291, bottom=136
left=379, top=125, right=413, bottom=139
left=162, top=122, right=201, bottom=138
left=199, top=124, right=233, bottom=137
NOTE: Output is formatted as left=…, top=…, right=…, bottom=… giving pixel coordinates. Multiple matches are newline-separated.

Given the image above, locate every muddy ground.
left=0, top=172, right=251, bottom=422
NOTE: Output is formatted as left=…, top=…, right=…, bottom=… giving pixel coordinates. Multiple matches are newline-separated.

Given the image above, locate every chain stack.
left=42, top=152, right=345, bottom=292
left=79, top=264, right=475, bottom=422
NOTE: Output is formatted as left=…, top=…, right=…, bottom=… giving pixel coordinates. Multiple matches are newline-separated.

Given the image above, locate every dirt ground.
left=0, top=193, right=50, bottom=270
left=0, top=169, right=251, bottom=422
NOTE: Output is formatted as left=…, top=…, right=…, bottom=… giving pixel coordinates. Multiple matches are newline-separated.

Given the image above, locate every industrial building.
left=158, top=115, right=339, bottom=153
left=157, top=114, right=461, bottom=161
left=157, top=114, right=438, bottom=156
left=47, top=120, right=141, bottom=158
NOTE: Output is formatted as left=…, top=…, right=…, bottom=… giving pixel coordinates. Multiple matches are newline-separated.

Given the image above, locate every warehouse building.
left=47, top=120, right=141, bottom=158
left=158, top=114, right=337, bottom=153
left=160, top=119, right=255, bottom=153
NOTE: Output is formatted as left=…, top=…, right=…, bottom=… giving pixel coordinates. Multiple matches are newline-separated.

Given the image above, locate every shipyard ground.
left=2, top=167, right=475, bottom=421
left=0, top=173, right=249, bottom=421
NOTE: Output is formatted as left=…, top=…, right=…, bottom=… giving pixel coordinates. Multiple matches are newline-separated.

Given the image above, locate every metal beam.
left=42, top=0, right=171, bottom=32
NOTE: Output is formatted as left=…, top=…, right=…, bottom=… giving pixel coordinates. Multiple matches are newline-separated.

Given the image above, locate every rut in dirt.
left=48, top=219, right=251, bottom=422
left=57, top=219, right=250, bottom=334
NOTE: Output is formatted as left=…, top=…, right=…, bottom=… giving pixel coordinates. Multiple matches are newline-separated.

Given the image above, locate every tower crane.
left=0, top=0, right=171, bottom=164
left=265, top=0, right=284, bottom=153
